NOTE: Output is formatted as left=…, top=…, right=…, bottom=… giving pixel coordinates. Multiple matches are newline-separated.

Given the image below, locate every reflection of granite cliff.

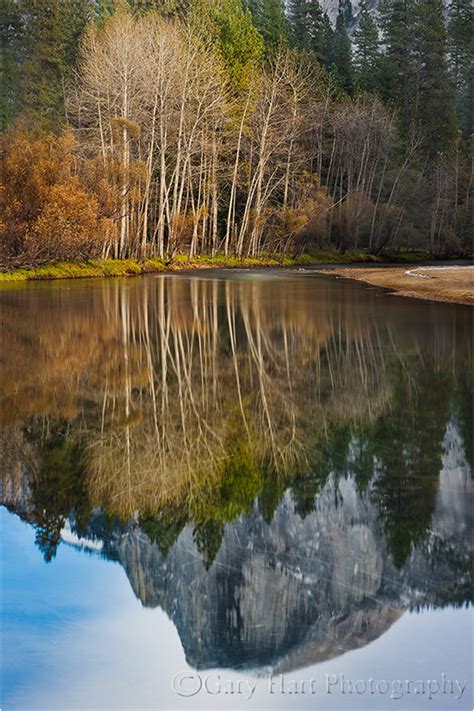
left=112, top=424, right=472, bottom=672
left=1, top=423, right=472, bottom=673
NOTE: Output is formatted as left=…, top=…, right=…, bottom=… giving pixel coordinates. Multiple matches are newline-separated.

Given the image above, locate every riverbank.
left=324, top=265, right=474, bottom=305
left=0, top=251, right=432, bottom=283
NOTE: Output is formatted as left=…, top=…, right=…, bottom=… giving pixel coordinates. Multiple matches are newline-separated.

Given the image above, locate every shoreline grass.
left=0, top=250, right=434, bottom=283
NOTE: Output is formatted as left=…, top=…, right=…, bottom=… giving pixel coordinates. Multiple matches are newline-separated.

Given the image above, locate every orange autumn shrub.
left=25, top=178, right=104, bottom=262
left=0, top=128, right=107, bottom=266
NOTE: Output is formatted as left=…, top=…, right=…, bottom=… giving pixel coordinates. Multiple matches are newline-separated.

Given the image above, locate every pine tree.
left=0, top=0, right=24, bottom=129
left=378, top=0, right=417, bottom=129
left=192, top=0, right=264, bottom=90
left=288, top=0, right=309, bottom=49
left=338, top=0, right=354, bottom=29
left=380, top=0, right=456, bottom=154
left=412, top=0, right=456, bottom=154
left=353, top=0, right=381, bottom=93
left=447, top=0, right=473, bottom=135
left=307, top=0, right=327, bottom=63
left=10, top=1, right=93, bottom=129
left=321, top=12, right=335, bottom=70
left=288, top=0, right=328, bottom=64
left=448, top=0, right=472, bottom=85
left=328, top=10, right=353, bottom=93
left=247, top=0, right=288, bottom=47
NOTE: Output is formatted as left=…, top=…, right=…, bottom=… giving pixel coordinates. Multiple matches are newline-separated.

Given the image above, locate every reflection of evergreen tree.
left=290, top=426, right=350, bottom=517
left=140, top=509, right=187, bottom=556
left=258, top=468, right=287, bottom=524
left=454, top=367, right=474, bottom=473
left=351, top=431, right=376, bottom=492
left=29, top=427, right=91, bottom=562
left=193, top=519, right=225, bottom=570
left=291, top=468, right=328, bottom=518
left=371, top=362, right=452, bottom=567
left=190, top=433, right=263, bottom=567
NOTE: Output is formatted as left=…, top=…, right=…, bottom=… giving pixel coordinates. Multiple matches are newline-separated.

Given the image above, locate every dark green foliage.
left=1, top=0, right=93, bottom=130
left=378, top=0, right=416, bottom=112
left=287, top=0, right=309, bottom=48
left=448, top=0, right=472, bottom=87
left=412, top=0, right=457, bottom=155
left=0, top=0, right=24, bottom=129
left=193, top=519, right=225, bottom=569
left=353, top=0, right=381, bottom=93
left=288, top=0, right=327, bottom=62
left=338, top=0, right=354, bottom=28
left=370, top=361, right=452, bottom=567
left=245, top=0, right=289, bottom=46
left=306, top=0, right=327, bottom=62
left=258, top=471, right=287, bottom=523
left=141, top=510, right=187, bottom=555
left=30, top=430, right=91, bottom=562
left=447, top=0, right=473, bottom=135
left=379, top=0, right=456, bottom=154
left=455, top=367, right=474, bottom=473
left=327, top=11, right=353, bottom=93
left=128, top=0, right=191, bottom=16
left=290, top=467, right=329, bottom=518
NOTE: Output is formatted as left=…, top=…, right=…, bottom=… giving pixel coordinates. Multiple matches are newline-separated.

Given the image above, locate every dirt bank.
left=322, top=265, right=473, bottom=305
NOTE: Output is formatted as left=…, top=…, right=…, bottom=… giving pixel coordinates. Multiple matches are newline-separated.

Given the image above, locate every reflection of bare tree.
left=1, top=276, right=470, bottom=520
left=86, top=277, right=400, bottom=515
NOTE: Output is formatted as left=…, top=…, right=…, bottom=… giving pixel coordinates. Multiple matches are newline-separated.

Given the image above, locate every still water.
left=1, top=270, right=472, bottom=710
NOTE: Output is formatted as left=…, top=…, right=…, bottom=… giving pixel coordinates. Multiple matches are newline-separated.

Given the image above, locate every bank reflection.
left=1, top=273, right=472, bottom=671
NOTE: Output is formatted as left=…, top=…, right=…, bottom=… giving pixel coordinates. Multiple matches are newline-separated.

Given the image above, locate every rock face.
left=322, top=0, right=379, bottom=30
left=322, top=0, right=448, bottom=34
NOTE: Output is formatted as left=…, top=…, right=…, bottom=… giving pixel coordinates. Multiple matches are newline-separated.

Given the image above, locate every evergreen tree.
left=378, top=0, right=416, bottom=117
left=338, top=0, right=354, bottom=29
left=380, top=0, right=456, bottom=153
left=0, top=0, right=24, bottom=129
left=448, top=0, right=472, bottom=86
left=307, top=0, right=327, bottom=63
left=10, top=1, right=92, bottom=129
left=412, top=0, right=456, bottom=154
left=288, top=0, right=309, bottom=49
left=328, top=9, right=353, bottom=93
left=447, top=0, right=473, bottom=136
left=353, top=0, right=381, bottom=93
left=129, top=0, right=191, bottom=16
left=321, top=12, right=335, bottom=69
left=245, top=0, right=288, bottom=46
left=288, top=0, right=330, bottom=64
left=191, top=0, right=264, bottom=90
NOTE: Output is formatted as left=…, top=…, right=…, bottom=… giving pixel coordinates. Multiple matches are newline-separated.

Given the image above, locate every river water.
left=1, top=270, right=472, bottom=710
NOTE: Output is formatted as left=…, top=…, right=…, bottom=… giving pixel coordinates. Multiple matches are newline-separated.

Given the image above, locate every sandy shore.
left=322, top=265, right=474, bottom=305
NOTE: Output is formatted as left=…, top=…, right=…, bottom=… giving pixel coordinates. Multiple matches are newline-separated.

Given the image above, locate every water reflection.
left=1, top=272, right=472, bottom=673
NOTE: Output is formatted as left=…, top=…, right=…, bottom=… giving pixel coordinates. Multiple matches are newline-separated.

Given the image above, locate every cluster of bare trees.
left=70, top=10, right=321, bottom=258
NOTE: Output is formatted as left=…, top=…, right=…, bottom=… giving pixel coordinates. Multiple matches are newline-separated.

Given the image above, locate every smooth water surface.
left=1, top=270, right=472, bottom=710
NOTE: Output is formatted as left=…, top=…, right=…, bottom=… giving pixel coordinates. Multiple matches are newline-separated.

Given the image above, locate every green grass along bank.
left=0, top=251, right=432, bottom=283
